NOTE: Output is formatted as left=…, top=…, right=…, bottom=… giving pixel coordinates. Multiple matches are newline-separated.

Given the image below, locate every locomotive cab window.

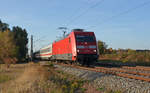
left=76, top=35, right=95, bottom=42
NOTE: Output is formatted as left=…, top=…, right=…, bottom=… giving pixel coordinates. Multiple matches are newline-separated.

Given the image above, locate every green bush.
left=48, top=62, right=54, bottom=67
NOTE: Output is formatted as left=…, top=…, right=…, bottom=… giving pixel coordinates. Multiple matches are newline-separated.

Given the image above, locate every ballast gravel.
left=55, top=65, right=150, bottom=93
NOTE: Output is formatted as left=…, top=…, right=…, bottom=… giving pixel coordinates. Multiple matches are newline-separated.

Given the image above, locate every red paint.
left=34, top=29, right=98, bottom=61
left=52, top=30, right=98, bottom=61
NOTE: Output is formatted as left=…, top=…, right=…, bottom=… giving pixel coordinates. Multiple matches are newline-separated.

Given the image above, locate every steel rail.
left=95, top=67, right=150, bottom=77
left=122, top=66, right=150, bottom=71
left=54, top=63, right=150, bottom=82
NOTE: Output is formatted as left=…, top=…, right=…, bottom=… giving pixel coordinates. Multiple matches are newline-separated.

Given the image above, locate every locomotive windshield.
left=76, top=35, right=95, bottom=42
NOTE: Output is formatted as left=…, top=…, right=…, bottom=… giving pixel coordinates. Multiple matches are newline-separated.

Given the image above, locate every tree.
left=108, top=48, right=113, bottom=54
left=12, top=26, right=28, bottom=61
left=97, top=40, right=108, bottom=54
left=0, top=30, right=18, bottom=66
left=0, top=20, right=9, bottom=32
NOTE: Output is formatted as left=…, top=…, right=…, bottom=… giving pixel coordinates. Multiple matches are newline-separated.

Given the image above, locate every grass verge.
left=0, top=74, right=12, bottom=83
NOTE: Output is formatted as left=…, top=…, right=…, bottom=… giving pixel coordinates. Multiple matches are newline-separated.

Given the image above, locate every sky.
left=0, top=0, right=150, bottom=51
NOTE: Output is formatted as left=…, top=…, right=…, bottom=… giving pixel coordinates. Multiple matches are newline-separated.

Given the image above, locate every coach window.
left=69, top=38, right=71, bottom=43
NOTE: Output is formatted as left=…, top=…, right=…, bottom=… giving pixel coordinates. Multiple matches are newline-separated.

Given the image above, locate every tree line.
left=0, top=20, right=28, bottom=65
left=1, top=19, right=148, bottom=64
left=97, top=40, right=150, bottom=63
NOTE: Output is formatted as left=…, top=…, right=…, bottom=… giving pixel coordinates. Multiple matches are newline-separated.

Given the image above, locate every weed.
left=105, top=89, right=122, bottom=93
left=48, top=62, right=54, bottom=67
left=97, top=87, right=105, bottom=91
left=57, top=70, right=64, bottom=74
left=1, top=64, right=87, bottom=93
left=81, top=88, right=87, bottom=92
left=0, top=74, right=12, bottom=83
left=48, top=68, right=86, bottom=93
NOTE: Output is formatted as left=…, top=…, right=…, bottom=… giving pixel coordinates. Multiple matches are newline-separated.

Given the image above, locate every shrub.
left=48, top=62, right=54, bottom=67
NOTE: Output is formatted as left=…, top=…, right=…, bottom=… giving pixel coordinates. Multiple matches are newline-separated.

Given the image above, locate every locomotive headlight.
left=93, top=50, right=97, bottom=52
left=77, top=50, right=80, bottom=52
left=77, top=45, right=84, bottom=49
left=89, top=45, right=96, bottom=48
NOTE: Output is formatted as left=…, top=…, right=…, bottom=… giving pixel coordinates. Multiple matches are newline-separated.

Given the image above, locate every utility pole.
left=30, top=35, right=33, bottom=62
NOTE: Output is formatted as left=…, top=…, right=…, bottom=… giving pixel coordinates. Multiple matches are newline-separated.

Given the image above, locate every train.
left=33, top=29, right=99, bottom=65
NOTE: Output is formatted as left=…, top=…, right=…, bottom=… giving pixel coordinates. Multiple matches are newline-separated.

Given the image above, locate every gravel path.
left=55, top=65, right=150, bottom=93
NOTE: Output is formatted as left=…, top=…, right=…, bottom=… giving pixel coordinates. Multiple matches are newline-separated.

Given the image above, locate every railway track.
left=54, top=63, right=150, bottom=82
left=122, top=66, right=150, bottom=71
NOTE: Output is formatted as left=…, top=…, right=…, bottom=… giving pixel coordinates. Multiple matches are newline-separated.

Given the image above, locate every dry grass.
left=0, top=62, right=110, bottom=93
left=82, top=83, right=101, bottom=93
left=0, top=63, right=52, bottom=93
left=0, top=64, right=26, bottom=84
left=0, top=62, right=87, bottom=93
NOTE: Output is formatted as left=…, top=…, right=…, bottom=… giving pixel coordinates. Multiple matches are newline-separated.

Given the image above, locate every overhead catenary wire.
left=64, top=0, right=92, bottom=22
left=33, top=35, right=47, bottom=44
left=65, top=0, right=105, bottom=27
left=87, top=0, right=150, bottom=29
left=33, top=0, right=99, bottom=52
left=33, top=34, right=53, bottom=51
left=37, top=0, right=105, bottom=44
left=34, top=0, right=150, bottom=50
left=32, top=0, right=150, bottom=52
left=60, top=0, right=93, bottom=27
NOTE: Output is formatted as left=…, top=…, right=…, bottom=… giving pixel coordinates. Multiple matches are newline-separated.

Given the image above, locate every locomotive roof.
left=72, top=29, right=84, bottom=32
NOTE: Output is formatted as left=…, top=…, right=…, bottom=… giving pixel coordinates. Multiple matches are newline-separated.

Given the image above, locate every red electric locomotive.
left=52, top=29, right=99, bottom=65
left=34, top=29, right=99, bottom=65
